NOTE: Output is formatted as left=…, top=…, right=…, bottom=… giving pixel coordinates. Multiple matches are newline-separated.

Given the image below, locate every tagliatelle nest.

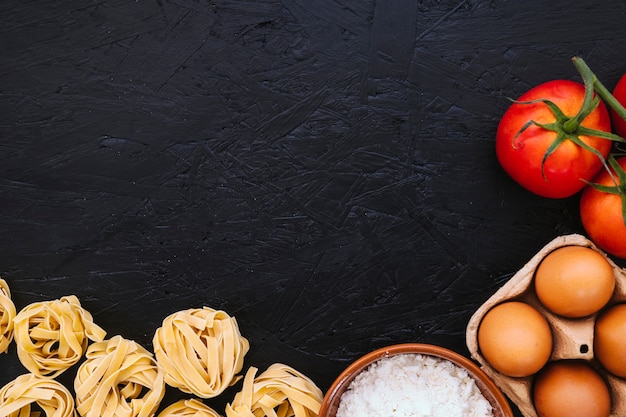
left=157, top=399, right=222, bottom=417
left=225, top=364, right=323, bottom=417
left=74, top=335, right=165, bottom=417
left=152, top=307, right=250, bottom=398
left=13, top=295, right=106, bottom=378
left=0, top=278, right=16, bottom=354
left=0, top=373, right=77, bottom=417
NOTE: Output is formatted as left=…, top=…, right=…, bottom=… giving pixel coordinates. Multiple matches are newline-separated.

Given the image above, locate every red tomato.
left=496, top=80, right=612, bottom=198
left=580, top=156, right=626, bottom=259
left=610, top=73, right=626, bottom=138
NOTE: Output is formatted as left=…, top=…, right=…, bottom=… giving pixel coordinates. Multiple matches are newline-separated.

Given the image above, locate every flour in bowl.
left=335, top=353, right=493, bottom=417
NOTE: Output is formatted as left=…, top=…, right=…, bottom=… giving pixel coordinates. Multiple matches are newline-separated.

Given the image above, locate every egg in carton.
left=466, top=233, right=626, bottom=417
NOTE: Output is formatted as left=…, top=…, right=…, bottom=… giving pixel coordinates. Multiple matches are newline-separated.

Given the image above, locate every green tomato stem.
left=563, top=60, right=598, bottom=133
left=572, top=56, right=626, bottom=122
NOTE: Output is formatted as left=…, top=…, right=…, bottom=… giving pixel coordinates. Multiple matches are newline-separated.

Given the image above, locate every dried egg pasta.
left=13, top=295, right=106, bottom=378
left=74, top=335, right=165, bottom=417
left=0, top=278, right=16, bottom=354
left=153, top=307, right=249, bottom=398
left=225, top=364, right=323, bottom=417
left=0, top=373, right=77, bottom=417
left=157, top=399, right=222, bottom=417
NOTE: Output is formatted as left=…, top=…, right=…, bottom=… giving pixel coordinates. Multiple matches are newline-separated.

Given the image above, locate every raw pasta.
left=157, top=399, right=222, bottom=417
left=74, top=335, right=165, bottom=417
left=0, top=278, right=16, bottom=354
left=152, top=307, right=249, bottom=398
left=0, top=372, right=77, bottom=417
left=13, top=295, right=106, bottom=378
left=225, top=364, right=323, bottom=417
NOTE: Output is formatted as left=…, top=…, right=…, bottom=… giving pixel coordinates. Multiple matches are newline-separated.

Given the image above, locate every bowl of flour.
left=319, top=343, right=513, bottom=417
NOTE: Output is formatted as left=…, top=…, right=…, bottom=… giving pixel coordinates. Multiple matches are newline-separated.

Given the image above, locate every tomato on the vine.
left=580, top=155, right=626, bottom=259
left=610, top=73, right=626, bottom=138
left=496, top=79, right=613, bottom=198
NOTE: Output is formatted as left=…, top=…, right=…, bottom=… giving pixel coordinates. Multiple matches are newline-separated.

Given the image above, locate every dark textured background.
left=1, top=1, right=626, bottom=415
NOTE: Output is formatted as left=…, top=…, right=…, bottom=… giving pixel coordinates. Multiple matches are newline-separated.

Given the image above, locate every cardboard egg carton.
left=466, top=234, right=626, bottom=417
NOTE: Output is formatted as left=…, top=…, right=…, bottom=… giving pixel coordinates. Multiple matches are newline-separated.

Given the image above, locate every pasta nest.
left=225, top=364, right=323, bottom=417
left=0, top=278, right=16, bottom=354
left=13, top=295, right=106, bottom=378
left=74, top=335, right=165, bottom=417
left=152, top=307, right=250, bottom=398
left=0, top=373, right=77, bottom=417
left=157, top=399, right=222, bottom=417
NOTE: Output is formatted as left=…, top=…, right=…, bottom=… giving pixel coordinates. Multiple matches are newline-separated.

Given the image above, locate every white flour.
left=336, top=353, right=493, bottom=417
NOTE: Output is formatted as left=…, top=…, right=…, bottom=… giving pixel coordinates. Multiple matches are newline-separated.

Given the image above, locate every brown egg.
left=533, top=360, right=611, bottom=417
left=595, top=303, right=626, bottom=378
left=477, top=301, right=552, bottom=377
left=534, top=246, right=615, bottom=318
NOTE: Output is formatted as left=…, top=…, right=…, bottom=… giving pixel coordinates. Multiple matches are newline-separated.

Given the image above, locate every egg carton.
left=466, top=234, right=626, bottom=417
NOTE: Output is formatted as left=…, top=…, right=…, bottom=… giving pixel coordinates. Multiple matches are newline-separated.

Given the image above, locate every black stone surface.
left=2, top=1, right=626, bottom=415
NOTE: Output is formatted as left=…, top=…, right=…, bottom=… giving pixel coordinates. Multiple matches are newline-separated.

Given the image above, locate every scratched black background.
left=2, top=1, right=626, bottom=415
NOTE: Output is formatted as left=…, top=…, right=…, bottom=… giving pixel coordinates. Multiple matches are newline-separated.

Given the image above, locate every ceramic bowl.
left=319, top=343, right=513, bottom=417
